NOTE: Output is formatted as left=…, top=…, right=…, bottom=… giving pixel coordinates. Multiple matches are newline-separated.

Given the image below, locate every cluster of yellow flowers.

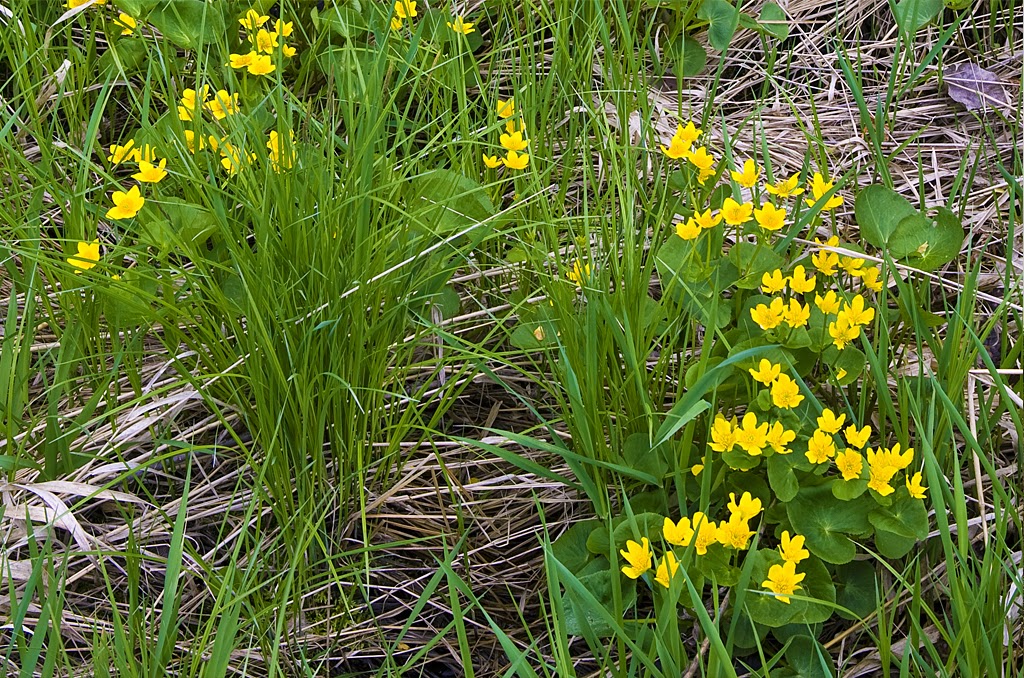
left=618, top=493, right=811, bottom=603
left=483, top=98, right=530, bottom=171
left=390, top=1, right=475, bottom=35
left=229, top=9, right=296, bottom=76
left=101, top=140, right=163, bottom=221
left=175, top=86, right=273, bottom=175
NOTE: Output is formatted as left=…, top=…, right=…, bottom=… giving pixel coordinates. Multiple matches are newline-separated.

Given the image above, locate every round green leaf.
left=787, top=483, right=871, bottom=564
left=834, top=560, right=879, bottom=619
left=758, top=2, right=790, bottom=40
left=670, top=33, right=707, bottom=78
left=146, top=0, right=226, bottom=49
left=886, top=207, right=964, bottom=271
left=854, top=185, right=916, bottom=250
left=697, top=0, right=740, bottom=51
left=552, top=520, right=603, bottom=574
left=784, top=635, right=835, bottom=678
left=768, top=454, right=800, bottom=502
left=894, top=0, right=943, bottom=34
left=868, top=494, right=929, bottom=540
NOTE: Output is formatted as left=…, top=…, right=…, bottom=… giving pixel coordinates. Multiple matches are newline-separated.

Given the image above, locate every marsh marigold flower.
left=502, top=150, right=529, bottom=170
left=676, top=218, right=701, bottom=240
left=708, top=415, right=737, bottom=453
left=829, top=319, right=859, bottom=350
left=482, top=153, right=502, bottom=169
left=779, top=531, right=809, bottom=564
left=247, top=54, right=276, bottom=76
left=692, top=207, right=722, bottom=230
left=751, top=297, right=785, bottom=330
left=806, top=429, right=837, bottom=464
left=496, top=97, right=515, bottom=119
left=748, top=358, right=781, bottom=385
left=499, top=129, right=529, bottom=152
left=177, top=86, right=209, bottom=121
left=760, top=269, right=787, bottom=294
left=906, top=471, right=927, bottom=499
left=107, top=141, right=138, bottom=164
left=267, top=130, right=296, bottom=171
left=727, top=492, right=762, bottom=521
left=113, top=13, right=137, bottom=35
left=816, top=408, right=846, bottom=435
left=815, top=290, right=841, bottom=315
left=789, top=265, right=816, bottom=294
left=619, top=538, right=652, bottom=578
left=782, top=299, right=810, bottom=328
left=229, top=51, right=256, bottom=69
left=692, top=513, right=718, bottom=555
left=722, top=197, right=753, bottom=225
left=106, top=185, right=144, bottom=219
left=661, top=122, right=701, bottom=159
left=861, top=266, right=884, bottom=292
left=735, top=412, right=768, bottom=455
left=205, top=90, right=240, bottom=120
left=663, top=516, right=694, bottom=546
left=275, top=19, right=294, bottom=36
left=239, top=8, right=269, bottom=29
left=654, top=551, right=680, bottom=588
left=567, top=260, right=590, bottom=286
left=766, top=421, right=796, bottom=454
left=717, top=515, right=754, bottom=550
left=844, top=424, right=872, bottom=449
left=394, top=0, right=417, bottom=18
left=765, top=172, right=803, bottom=198
left=771, top=373, right=804, bottom=409
left=838, top=294, right=875, bottom=327
left=67, top=240, right=100, bottom=271
left=132, top=158, right=167, bottom=183
left=762, top=561, right=805, bottom=604
left=835, top=448, right=864, bottom=480
left=804, top=172, right=843, bottom=210
left=447, top=16, right=475, bottom=34
left=252, top=28, right=279, bottom=54
left=840, top=256, right=866, bottom=277
left=754, top=201, right=786, bottom=231
left=731, top=159, right=759, bottom=188
left=686, top=147, right=715, bottom=183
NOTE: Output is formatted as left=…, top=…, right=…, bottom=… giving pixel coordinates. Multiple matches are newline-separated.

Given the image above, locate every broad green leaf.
left=670, top=33, right=707, bottom=78
left=552, top=520, right=603, bottom=574
left=623, top=433, right=669, bottom=483
left=886, top=207, right=964, bottom=270
left=411, top=169, right=496, bottom=245
left=759, top=3, right=789, bottom=40
left=697, top=0, right=740, bottom=51
left=98, top=39, right=148, bottom=75
left=729, top=241, right=786, bottom=289
left=745, top=550, right=834, bottom=627
left=785, top=635, right=835, bottom=677
left=694, top=545, right=740, bottom=585
left=113, top=0, right=160, bottom=16
left=767, top=454, right=799, bottom=502
left=874, top=528, right=917, bottom=559
left=561, top=566, right=636, bottom=637
left=868, top=494, right=929, bottom=539
left=832, top=478, right=868, bottom=501
left=894, top=0, right=943, bottom=34
left=509, top=320, right=559, bottom=349
left=98, top=269, right=156, bottom=328
left=854, top=185, right=917, bottom=249
left=146, top=0, right=226, bottom=49
left=787, top=483, right=871, bottom=563
left=314, top=5, right=369, bottom=37
left=834, top=560, right=878, bottom=620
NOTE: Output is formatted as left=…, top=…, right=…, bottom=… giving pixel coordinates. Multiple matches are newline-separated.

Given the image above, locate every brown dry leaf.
left=945, top=63, right=1010, bottom=111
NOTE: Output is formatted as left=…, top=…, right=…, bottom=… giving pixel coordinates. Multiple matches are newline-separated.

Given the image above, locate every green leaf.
left=552, top=520, right=603, bottom=574
left=893, top=0, right=943, bottom=34
left=759, top=3, right=789, bottom=40
left=722, top=448, right=761, bottom=471
left=146, top=0, right=226, bottom=50
left=787, top=483, right=871, bottom=564
left=824, top=345, right=865, bottom=385
left=874, top=528, right=917, bottom=559
left=729, top=241, right=786, bottom=289
left=411, top=169, right=496, bottom=246
left=670, top=33, right=707, bottom=78
left=886, top=207, right=964, bottom=271
left=697, top=0, right=740, bottom=51
left=623, top=433, right=669, bottom=483
left=745, top=551, right=834, bottom=628
left=98, top=269, right=156, bottom=328
left=831, top=478, right=868, bottom=501
left=315, top=47, right=374, bottom=100
left=98, top=39, right=148, bottom=75
left=509, top=320, right=559, bottom=349
left=767, top=454, right=799, bottom=502
left=561, top=565, right=636, bottom=637
left=694, top=545, right=740, bottom=585
left=834, top=560, right=878, bottom=620
left=785, top=635, right=835, bottom=677
left=868, top=494, right=929, bottom=540
left=314, top=5, right=369, bottom=37
left=854, top=185, right=917, bottom=250
left=113, top=0, right=160, bottom=16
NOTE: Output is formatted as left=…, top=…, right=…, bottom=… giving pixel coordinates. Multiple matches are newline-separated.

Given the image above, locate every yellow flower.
left=782, top=299, right=810, bottom=328
left=731, top=158, right=759, bottom=188
left=708, top=415, right=737, bottom=453
left=252, top=29, right=279, bottom=54
left=113, top=13, right=137, bottom=35
left=275, top=19, right=294, bottom=37
left=805, top=429, right=837, bottom=464
left=844, top=424, right=871, bottom=449
left=770, top=373, right=804, bottom=409
left=496, top=97, right=515, bottom=119
left=838, top=294, right=875, bottom=327
left=447, top=16, right=475, bottom=34
left=811, top=248, right=839, bottom=276
left=105, top=185, right=144, bottom=220
left=499, top=129, right=529, bottom=152
left=760, top=269, right=788, bottom=294
left=220, top=142, right=254, bottom=175
left=247, top=54, right=276, bottom=76
left=177, top=86, right=209, bottom=121
left=205, top=90, right=240, bottom=120
left=835, top=368, right=847, bottom=381
left=482, top=153, right=502, bottom=169
left=861, top=266, right=884, bottom=292
left=390, top=16, right=403, bottom=30
left=619, top=537, right=652, bottom=579
left=134, top=143, right=158, bottom=163
left=654, top=551, right=680, bottom=588
left=840, top=256, right=865, bottom=276
left=282, top=43, right=297, bottom=58
left=788, top=265, right=816, bottom=294
left=735, top=411, right=768, bottom=456
left=685, top=147, right=715, bottom=174
left=107, top=141, right=138, bottom=164
left=692, top=207, right=722, bottom=230
left=762, top=560, right=805, bottom=604
left=867, top=464, right=897, bottom=496
left=64, top=0, right=106, bottom=8
left=183, top=130, right=205, bottom=154
left=727, top=491, right=762, bottom=521
left=676, top=218, right=701, bottom=240
left=691, top=456, right=705, bottom=476
left=722, top=197, right=753, bottom=225
left=67, top=240, right=100, bottom=271
left=132, top=158, right=167, bottom=183
left=567, top=260, right=590, bottom=286
left=229, top=51, right=256, bottom=69
left=692, top=513, right=718, bottom=555
left=804, top=172, right=843, bottom=210
left=765, top=172, right=803, bottom=198
left=748, top=358, right=781, bottom=385
left=906, top=471, right=927, bottom=499
left=750, top=297, right=785, bottom=330
left=502, top=150, right=529, bottom=170
left=267, top=130, right=296, bottom=172
left=835, top=448, right=864, bottom=480
left=663, top=516, right=695, bottom=546
left=239, top=8, right=269, bottom=30
left=828, top=319, right=859, bottom=350
left=661, top=122, right=701, bottom=160
left=778, top=531, right=809, bottom=564
left=754, top=201, right=786, bottom=231
left=814, top=290, right=841, bottom=315
left=717, top=515, right=754, bottom=550
left=766, top=421, right=796, bottom=454
left=677, top=121, right=702, bottom=146
left=816, top=408, right=846, bottom=435
left=394, top=0, right=417, bottom=19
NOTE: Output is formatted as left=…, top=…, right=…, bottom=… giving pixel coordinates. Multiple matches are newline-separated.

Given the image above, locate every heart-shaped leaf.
left=697, top=0, right=740, bottom=52
left=854, top=185, right=917, bottom=249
